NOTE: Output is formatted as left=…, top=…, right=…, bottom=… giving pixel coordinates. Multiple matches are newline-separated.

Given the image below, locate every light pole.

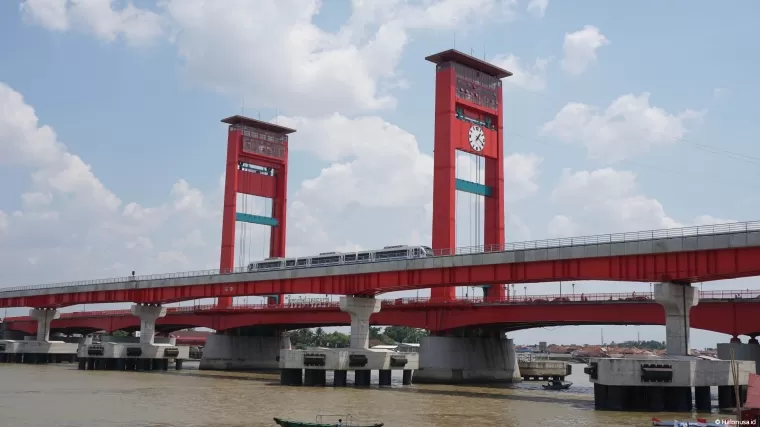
left=559, top=281, right=562, bottom=296
left=572, top=283, right=575, bottom=296
left=524, top=286, right=527, bottom=298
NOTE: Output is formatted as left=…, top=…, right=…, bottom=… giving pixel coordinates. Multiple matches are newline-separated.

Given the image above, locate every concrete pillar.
left=695, top=386, right=711, bottom=411
left=749, top=335, right=759, bottom=345
left=654, top=282, right=698, bottom=355
left=402, top=370, right=413, bottom=385
left=334, top=370, right=347, bottom=386
left=354, top=370, right=371, bottom=387
left=378, top=369, right=392, bottom=386
left=281, top=332, right=292, bottom=350
left=339, top=296, right=381, bottom=349
left=29, top=308, right=59, bottom=341
left=130, top=304, right=166, bottom=345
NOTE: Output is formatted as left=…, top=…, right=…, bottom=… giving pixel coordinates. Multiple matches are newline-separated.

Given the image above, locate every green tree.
left=383, top=326, right=428, bottom=344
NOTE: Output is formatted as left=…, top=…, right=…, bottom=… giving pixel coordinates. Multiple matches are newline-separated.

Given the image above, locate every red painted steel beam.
left=4, top=246, right=760, bottom=309
left=4, top=300, right=759, bottom=338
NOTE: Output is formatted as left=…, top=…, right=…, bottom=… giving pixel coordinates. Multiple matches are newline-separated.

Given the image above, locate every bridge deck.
left=0, top=221, right=758, bottom=300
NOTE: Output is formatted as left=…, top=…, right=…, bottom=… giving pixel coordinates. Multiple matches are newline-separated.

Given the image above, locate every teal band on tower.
left=455, top=178, right=492, bottom=197
left=236, top=212, right=279, bottom=227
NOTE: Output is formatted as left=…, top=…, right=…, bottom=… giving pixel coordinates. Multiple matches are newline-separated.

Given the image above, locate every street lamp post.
left=572, top=283, right=575, bottom=296
left=524, top=286, right=527, bottom=298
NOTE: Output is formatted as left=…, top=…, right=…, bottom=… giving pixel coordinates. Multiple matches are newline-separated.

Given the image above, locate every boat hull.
left=273, top=418, right=384, bottom=427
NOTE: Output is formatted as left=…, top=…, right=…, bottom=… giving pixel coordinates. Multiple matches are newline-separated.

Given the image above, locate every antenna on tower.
left=483, top=44, right=486, bottom=60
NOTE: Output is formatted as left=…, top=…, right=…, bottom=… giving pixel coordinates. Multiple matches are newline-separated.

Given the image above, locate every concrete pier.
left=199, top=330, right=291, bottom=371
left=716, top=339, right=759, bottom=409
left=279, top=296, right=418, bottom=386
left=0, top=339, right=78, bottom=364
left=0, top=308, right=78, bottom=364
left=413, top=332, right=521, bottom=384
left=77, top=336, right=190, bottom=371
left=586, top=282, right=756, bottom=412
left=77, top=305, right=189, bottom=371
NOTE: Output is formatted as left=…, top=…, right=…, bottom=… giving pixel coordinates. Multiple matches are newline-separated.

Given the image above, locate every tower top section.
left=425, top=49, right=512, bottom=79
left=221, top=115, right=297, bottom=135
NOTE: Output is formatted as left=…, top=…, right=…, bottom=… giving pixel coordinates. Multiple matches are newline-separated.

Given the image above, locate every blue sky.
left=1, top=0, right=759, bottom=348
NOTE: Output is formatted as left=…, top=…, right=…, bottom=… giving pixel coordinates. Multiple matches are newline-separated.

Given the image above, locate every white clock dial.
left=468, top=125, right=486, bottom=152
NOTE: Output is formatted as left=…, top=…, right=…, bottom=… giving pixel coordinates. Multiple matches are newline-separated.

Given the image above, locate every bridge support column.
left=130, top=304, right=166, bottom=345
left=654, top=282, right=698, bottom=355
left=0, top=309, right=78, bottom=364
left=413, top=330, right=521, bottom=384
left=339, top=296, right=381, bottom=349
left=30, top=308, right=59, bottom=342
left=200, top=329, right=291, bottom=371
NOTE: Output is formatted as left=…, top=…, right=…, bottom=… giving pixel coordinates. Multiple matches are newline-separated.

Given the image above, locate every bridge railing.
left=1, top=220, right=759, bottom=294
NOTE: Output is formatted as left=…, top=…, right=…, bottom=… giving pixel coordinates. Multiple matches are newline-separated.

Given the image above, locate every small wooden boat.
left=273, top=417, right=383, bottom=427
left=541, top=380, right=572, bottom=390
left=651, top=418, right=720, bottom=427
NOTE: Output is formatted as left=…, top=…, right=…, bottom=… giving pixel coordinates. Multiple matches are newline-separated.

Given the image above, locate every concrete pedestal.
left=0, top=340, right=78, bottom=364
left=76, top=341, right=189, bottom=371
left=199, top=333, right=289, bottom=370
left=278, top=348, right=419, bottom=387
left=718, top=342, right=760, bottom=374
left=587, top=356, right=755, bottom=411
left=413, top=335, right=521, bottom=384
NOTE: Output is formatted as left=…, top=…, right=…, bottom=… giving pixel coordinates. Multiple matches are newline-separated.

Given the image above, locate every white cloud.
left=20, top=0, right=519, bottom=116
left=560, top=25, right=609, bottom=75
left=548, top=168, right=735, bottom=236
left=20, top=0, right=69, bottom=31
left=20, top=0, right=164, bottom=45
left=541, top=93, right=704, bottom=162
left=492, top=54, right=551, bottom=91
left=526, top=0, right=548, bottom=18
left=0, top=82, right=219, bottom=286
left=21, top=192, right=53, bottom=208
left=0, top=210, right=8, bottom=234
left=279, top=113, right=543, bottom=256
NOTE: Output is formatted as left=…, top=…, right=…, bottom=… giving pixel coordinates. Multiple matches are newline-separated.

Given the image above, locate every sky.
left=1, top=0, right=759, bottom=349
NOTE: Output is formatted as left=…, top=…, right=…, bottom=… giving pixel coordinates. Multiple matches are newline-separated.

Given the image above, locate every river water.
left=0, top=362, right=727, bottom=426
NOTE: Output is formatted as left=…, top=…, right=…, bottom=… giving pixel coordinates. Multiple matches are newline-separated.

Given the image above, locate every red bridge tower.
left=218, top=115, right=296, bottom=308
left=426, top=50, right=512, bottom=302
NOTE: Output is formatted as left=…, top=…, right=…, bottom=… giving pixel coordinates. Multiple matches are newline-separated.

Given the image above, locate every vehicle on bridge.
left=248, top=245, right=434, bottom=271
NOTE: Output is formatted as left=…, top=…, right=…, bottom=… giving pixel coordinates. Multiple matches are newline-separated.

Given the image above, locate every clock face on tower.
left=468, top=125, right=486, bottom=152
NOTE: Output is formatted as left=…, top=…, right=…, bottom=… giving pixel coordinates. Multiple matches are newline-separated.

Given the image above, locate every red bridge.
left=3, top=290, right=759, bottom=340
left=1, top=221, right=760, bottom=309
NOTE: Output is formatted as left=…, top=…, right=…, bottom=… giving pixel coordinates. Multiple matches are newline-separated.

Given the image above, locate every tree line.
left=289, top=326, right=428, bottom=349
